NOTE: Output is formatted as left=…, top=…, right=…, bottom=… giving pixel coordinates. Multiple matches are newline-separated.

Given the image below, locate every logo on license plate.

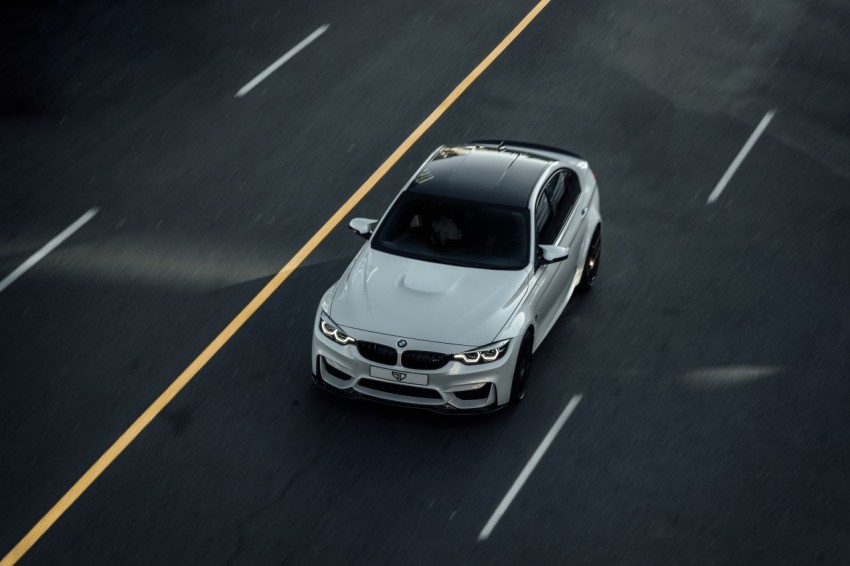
left=391, top=371, right=407, bottom=381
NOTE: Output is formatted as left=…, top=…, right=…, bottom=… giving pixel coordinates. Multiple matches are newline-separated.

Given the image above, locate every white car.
left=311, top=141, right=601, bottom=412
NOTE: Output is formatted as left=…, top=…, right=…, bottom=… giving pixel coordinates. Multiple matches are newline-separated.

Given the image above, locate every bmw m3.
left=311, top=141, right=602, bottom=412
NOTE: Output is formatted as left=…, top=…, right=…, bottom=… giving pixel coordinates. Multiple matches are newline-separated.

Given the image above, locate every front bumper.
left=310, top=323, right=519, bottom=413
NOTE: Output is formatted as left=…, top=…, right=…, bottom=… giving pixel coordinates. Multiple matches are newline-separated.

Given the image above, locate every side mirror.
left=536, top=244, right=569, bottom=268
left=348, top=218, right=378, bottom=239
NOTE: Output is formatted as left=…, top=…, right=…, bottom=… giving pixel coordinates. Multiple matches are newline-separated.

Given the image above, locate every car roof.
left=405, top=145, right=553, bottom=207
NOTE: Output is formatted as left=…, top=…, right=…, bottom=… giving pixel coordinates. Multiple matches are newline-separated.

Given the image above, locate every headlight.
left=319, top=312, right=356, bottom=345
left=453, top=339, right=510, bottom=365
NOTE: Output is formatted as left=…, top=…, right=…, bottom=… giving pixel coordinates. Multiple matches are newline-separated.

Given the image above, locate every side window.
left=546, top=169, right=582, bottom=232
left=541, top=170, right=572, bottom=240
left=538, top=168, right=583, bottom=246
left=545, top=172, right=566, bottom=213
left=560, top=169, right=581, bottom=221
left=534, top=191, right=555, bottom=245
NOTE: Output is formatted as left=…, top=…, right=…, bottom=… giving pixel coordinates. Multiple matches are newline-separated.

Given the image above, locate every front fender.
left=580, top=185, right=602, bottom=264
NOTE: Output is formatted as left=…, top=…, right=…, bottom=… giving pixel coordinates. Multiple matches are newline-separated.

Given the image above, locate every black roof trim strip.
left=467, top=139, right=584, bottom=161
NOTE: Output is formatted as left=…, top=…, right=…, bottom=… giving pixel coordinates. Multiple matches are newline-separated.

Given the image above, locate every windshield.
left=371, top=192, right=529, bottom=270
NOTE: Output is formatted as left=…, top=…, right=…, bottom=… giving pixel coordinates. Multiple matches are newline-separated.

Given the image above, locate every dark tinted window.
left=535, top=190, right=557, bottom=245
left=544, top=169, right=582, bottom=236
left=372, top=193, right=529, bottom=270
left=560, top=169, right=581, bottom=220
left=547, top=173, right=566, bottom=211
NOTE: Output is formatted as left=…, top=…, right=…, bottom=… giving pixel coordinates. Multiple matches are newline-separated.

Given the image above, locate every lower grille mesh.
left=359, top=379, right=443, bottom=399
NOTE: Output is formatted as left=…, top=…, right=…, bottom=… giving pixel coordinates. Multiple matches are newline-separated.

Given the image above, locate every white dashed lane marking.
left=478, top=394, right=582, bottom=541
left=235, top=24, right=330, bottom=98
left=0, top=208, right=99, bottom=294
left=707, top=109, right=776, bottom=204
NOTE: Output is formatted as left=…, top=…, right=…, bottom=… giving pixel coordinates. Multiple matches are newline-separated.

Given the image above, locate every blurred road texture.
left=1, top=0, right=849, bottom=564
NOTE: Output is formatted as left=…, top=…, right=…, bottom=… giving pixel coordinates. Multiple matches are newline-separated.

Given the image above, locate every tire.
left=577, top=225, right=601, bottom=292
left=510, top=331, right=533, bottom=403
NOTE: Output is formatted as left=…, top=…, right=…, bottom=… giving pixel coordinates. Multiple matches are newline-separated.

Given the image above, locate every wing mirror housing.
left=348, top=218, right=378, bottom=239
left=537, top=244, right=570, bottom=268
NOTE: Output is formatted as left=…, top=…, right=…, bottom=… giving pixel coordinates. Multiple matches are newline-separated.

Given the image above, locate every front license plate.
left=369, top=366, right=428, bottom=386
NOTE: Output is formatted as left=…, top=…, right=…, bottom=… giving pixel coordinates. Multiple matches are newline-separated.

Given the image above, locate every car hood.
left=330, top=247, right=530, bottom=347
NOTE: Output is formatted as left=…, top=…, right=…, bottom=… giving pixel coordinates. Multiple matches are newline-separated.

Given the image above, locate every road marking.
left=0, top=208, right=99, bottom=294
left=235, top=24, right=330, bottom=98
left=706, top=109, right=776, bottom=204
left=478, top=394, right=582, bottom=541
left=0, top=2, right=550, bottom=564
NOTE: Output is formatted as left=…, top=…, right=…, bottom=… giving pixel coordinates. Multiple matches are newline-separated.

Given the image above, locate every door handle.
left=580, top=207, right=588, bottom=217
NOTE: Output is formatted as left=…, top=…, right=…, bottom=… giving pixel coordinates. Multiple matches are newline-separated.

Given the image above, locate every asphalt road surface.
left=2, top=0, right=849, bottom=564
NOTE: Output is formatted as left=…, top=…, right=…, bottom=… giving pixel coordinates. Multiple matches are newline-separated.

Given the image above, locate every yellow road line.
left=0, top=1, right=549, bottom=563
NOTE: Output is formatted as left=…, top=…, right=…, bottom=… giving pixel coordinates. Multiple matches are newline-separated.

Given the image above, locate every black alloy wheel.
left=511, top=331, right=533, bottom=403
left=578, top=226, right=601, bottom=292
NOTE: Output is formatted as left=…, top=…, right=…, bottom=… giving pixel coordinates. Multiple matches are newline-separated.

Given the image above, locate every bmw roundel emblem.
left=397, top=339, right=407, bottom=348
